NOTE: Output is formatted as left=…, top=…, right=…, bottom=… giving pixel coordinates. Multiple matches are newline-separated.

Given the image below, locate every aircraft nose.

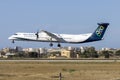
left=8, top=36, right=12, bottom=40
left=8, top=36, right=14, bottom=40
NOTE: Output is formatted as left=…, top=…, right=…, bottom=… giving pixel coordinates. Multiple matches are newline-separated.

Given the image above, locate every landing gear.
left=49, top=38, right=53, bottom=47
left=57, top=43, right=61, bottom=47
left=49, top=38, right=61, bottom=47
left=49, top=43, right=53, bottom=47
left=12, top=40, right=15, bottom=43
left=49, top=43, right=61, bottom=47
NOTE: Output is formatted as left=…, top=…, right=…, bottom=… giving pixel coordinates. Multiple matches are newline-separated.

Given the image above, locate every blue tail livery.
left=85, top=23, right=109, bottom=42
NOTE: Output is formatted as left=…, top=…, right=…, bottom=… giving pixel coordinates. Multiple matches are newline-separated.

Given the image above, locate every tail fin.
left=86, top=23, right=109, bottom=42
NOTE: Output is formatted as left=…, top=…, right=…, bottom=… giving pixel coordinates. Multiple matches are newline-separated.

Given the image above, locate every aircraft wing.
left=41, top=30, right=66, bottom=42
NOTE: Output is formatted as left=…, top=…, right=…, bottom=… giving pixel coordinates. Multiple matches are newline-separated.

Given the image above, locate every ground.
left=0, top=61, right=120, bottom=80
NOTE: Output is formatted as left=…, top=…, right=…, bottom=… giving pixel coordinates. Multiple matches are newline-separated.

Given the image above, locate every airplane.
left=8, top=23, right=109, bottom=47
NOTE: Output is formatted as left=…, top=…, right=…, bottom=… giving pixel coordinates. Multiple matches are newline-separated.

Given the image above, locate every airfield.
left=0, top=60, right=120, bottom=80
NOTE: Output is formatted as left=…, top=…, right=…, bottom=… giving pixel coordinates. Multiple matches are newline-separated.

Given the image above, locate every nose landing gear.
left=12, top=40, right=15, bottom=43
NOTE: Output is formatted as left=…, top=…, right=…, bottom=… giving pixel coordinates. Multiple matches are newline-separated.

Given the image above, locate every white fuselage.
left=8, top=32, right=92, bottom=43
left=8, top=23, right=109, bottom=46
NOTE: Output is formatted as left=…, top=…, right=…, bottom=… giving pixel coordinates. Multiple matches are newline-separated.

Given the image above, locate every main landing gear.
left=57, top=43, right=61, bottom=47
left=49, top=38, right=61, bottom=47
left=49, top=43, right=61, bottom=47
left=49, top=43, right=53, bottom=47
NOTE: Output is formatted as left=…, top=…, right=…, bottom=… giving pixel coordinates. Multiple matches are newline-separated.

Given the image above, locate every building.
left=2, top=48, right=11, bottom=53
left=2, top=53, right=16, bottom=58
left=38, top=48, right=47, bottom=54
left=23, top=48, right=37, bottom=52
left=61, top=49, right=76, bottom=58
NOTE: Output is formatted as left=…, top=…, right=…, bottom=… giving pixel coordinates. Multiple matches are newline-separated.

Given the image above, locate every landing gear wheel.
left=12, top=40, right=15, bottom=43
left=49, top=43, right=53, bottom=47
left=57, top=43, right=61, bottom=47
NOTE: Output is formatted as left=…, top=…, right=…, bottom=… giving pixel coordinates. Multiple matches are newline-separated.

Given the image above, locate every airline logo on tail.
left=96, top=26, right=104, bottom=37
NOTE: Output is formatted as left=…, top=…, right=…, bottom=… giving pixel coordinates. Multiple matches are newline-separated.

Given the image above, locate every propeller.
left=35, top=30, right=39, bottom=39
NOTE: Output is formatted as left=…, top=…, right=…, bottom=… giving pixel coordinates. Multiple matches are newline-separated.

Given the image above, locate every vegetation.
left=115, top=50, right=120, bottom=56
left=79, top=47, right=99, bottom=58
left=101, top=51, right=110, bottom=58
left=1, top=47, right=120, bottom=59
left=0, top=61, right=120, bottom=80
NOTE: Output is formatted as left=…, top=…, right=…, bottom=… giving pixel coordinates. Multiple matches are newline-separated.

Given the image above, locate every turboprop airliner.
left=8, top=23, right=109, bottom=47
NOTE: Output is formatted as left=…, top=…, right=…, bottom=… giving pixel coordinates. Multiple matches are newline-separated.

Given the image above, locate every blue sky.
left=0, top=0, right=120, bottom=49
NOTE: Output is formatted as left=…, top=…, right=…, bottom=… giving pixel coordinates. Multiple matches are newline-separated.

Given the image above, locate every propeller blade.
left=35, top=30, right=39, bottom=39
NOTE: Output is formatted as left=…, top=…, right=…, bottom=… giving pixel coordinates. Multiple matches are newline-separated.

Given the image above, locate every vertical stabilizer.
left=85, top=23, right=109, bottom=42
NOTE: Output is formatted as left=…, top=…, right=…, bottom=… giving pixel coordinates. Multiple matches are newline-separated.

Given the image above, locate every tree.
left=86, top=47, right=98, bottom=58
left=101, top=51, right=110, bottom=58
left=29, top=52, right=38, bottom=58
left=115, top=50, right=120, bottom=56
left=79, top=47, right=98, bottom=58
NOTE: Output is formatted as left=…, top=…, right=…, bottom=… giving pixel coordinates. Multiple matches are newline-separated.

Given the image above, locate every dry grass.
left=0, top=61, right=120, bottom=80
